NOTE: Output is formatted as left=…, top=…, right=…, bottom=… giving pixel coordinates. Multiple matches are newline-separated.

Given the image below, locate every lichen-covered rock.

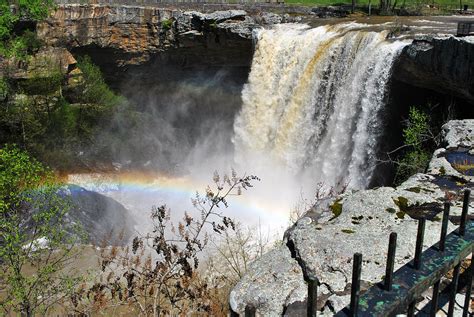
left=231, top=119, right=472, bottom=316
left=441, top=119, right=474, bottom=149
left=289, top=186, right=452, bottom=292
left=229, top=245, right=306, bottom=316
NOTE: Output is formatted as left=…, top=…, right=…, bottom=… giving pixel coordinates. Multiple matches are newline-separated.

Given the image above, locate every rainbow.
left=67, top=172, right=295, bottom=233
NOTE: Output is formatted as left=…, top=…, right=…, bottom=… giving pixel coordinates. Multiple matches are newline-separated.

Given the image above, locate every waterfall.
left=233, top=23, right=408, bottom=189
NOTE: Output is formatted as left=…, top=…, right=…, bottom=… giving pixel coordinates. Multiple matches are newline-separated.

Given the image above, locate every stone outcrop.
left=37, top=5, right=259, bottom=66
left=65, top=185, right=136, bottom=245
left=393, top=35, right=474, bottom=103
left=230, top=119, right=474, bottom=316
left=0, top=47, right=77, bottom=80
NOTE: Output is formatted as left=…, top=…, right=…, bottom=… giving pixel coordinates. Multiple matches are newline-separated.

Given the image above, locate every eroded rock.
left=231, top=119, right=473, bottom=315
left=229, top=245, right=307, bottom=316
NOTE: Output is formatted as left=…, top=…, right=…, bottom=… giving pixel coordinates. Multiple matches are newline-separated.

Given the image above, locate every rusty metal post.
left=385, top=232, right=397, bottom=291
left=245, top=305, right=256, bottom=317
left=448, top=264, right=461, bottom=317
left=459, top=189, right=471, bottom=236
left=462, top=255, right=473, bottom=317
left=430, top=281, right=440, bottom=316
left=350, top=253, right=362, bottom=316
left=440, top=202, right=451, bottom=252
left=414, top=218, right=426, bottom=270
left=307, top=276, right=318, bottom=317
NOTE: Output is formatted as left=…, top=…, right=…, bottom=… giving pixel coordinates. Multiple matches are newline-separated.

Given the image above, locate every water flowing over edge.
left=233, top=23, right=409, bottom=190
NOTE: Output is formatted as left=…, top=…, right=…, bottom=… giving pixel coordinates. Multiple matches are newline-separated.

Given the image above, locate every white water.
left=72, top=23, right=410, bottom=238
left=233, top=23, right=408, bottom=189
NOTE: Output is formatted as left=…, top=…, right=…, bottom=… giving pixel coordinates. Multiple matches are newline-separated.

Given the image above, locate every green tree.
left=76, top=56, right=123, bottom=107
left=0, top=145, right=81, bottom=316
left=0, top=0, right=54, bottom=40
left=0, top=0, right=54, bottom=58
left=394, top=107, right=435, bottom=183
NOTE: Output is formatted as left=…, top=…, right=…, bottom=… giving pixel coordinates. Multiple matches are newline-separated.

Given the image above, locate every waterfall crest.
left=233, top=23, right=408, bottom=189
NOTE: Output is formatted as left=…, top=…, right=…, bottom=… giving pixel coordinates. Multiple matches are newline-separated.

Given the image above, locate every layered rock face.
left=230, top=120, right=474, bottom=316
left=394, top=35, right=474, bottom=103
left=37, top=5, right=257, bottom=66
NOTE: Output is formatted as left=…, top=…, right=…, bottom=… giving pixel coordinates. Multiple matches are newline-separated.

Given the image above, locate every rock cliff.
left=230, top=120, right=474, bottom=316
left=394, top=35, right=474, bottom=103
left=37, top=5, right=259, bottom=66
left=36, top=5, right=474, bottom=105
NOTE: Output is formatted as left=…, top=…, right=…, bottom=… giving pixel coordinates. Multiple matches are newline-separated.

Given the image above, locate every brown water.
left=307, top=15, right=474, bottom=38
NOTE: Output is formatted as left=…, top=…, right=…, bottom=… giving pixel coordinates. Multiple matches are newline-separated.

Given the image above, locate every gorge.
left=1, top=2, right=474, bottom=314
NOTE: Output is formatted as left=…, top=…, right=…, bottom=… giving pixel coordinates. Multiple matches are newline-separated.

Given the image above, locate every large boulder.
left=65, top=185, right=136, bottom=245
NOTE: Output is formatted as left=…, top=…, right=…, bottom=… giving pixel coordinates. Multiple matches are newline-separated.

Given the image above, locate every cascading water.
left=233, top=23, right=408, bottom=189
left=72, top=23, right=410, bottom=238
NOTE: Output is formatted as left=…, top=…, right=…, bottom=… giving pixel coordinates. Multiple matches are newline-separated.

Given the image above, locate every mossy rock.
left=393, top=196, right=409, bottom=212
left=329, top=199, right=343, bottom=220
left=341, top=229, right=355, bottom=234
left=439, top=166, right=446, bottom=175
left=386, top=207, right=396, bottom=214
left=406, top=187, right=421, bottom=193
left=396, top=211, right=406, bottom=219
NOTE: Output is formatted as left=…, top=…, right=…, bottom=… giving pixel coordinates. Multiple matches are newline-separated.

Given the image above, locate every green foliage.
left=0, top=0, right=54, bottom=41
left=403, top=107, right=430, bottom=149
left=394, top=107, right=432, bottom=184
left=395, top=149, right=431, bottom=182
left=0, top=77, right=8, bottom=101
left=161, top=18, right=173, bottom=31
left=76, top=56, right=123, bottom=107
left=0, top=27, right=45, bottom=60
left=0, top=54, right=128, bottom=170
left=0, top=145, right=81, bottom=315
left=19, top=70, right=63, bottom=95
left=0, top=2, right=16, bottom=40
left=0, top=0, right=51, bottom=59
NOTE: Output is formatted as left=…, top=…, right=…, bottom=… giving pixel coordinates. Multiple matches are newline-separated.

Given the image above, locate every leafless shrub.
left=69, top=170, right=259, bottom=316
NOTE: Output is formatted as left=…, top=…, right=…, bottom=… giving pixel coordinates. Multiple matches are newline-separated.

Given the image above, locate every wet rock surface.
left=231, top=119, right=474, bottom=316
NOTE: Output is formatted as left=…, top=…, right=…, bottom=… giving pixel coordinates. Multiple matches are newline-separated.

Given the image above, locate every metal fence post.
left=462, top=255, right=473, bottom=317
left=245, top=305, right=256, bottom=317
left=350, top=253, right=362, bottom=316
left=439, top=202, right=451, bottom=252
left=430, top=281, right=441, bottom=317
left=448, top=264, right=461, bottom=317
left=307, top=276, right=318, bottom=317
left=459, top=189, right=471, bottom=236
left=385, top=232, right=397, bottom=291
left=414, top=218, right=426, bottom=270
